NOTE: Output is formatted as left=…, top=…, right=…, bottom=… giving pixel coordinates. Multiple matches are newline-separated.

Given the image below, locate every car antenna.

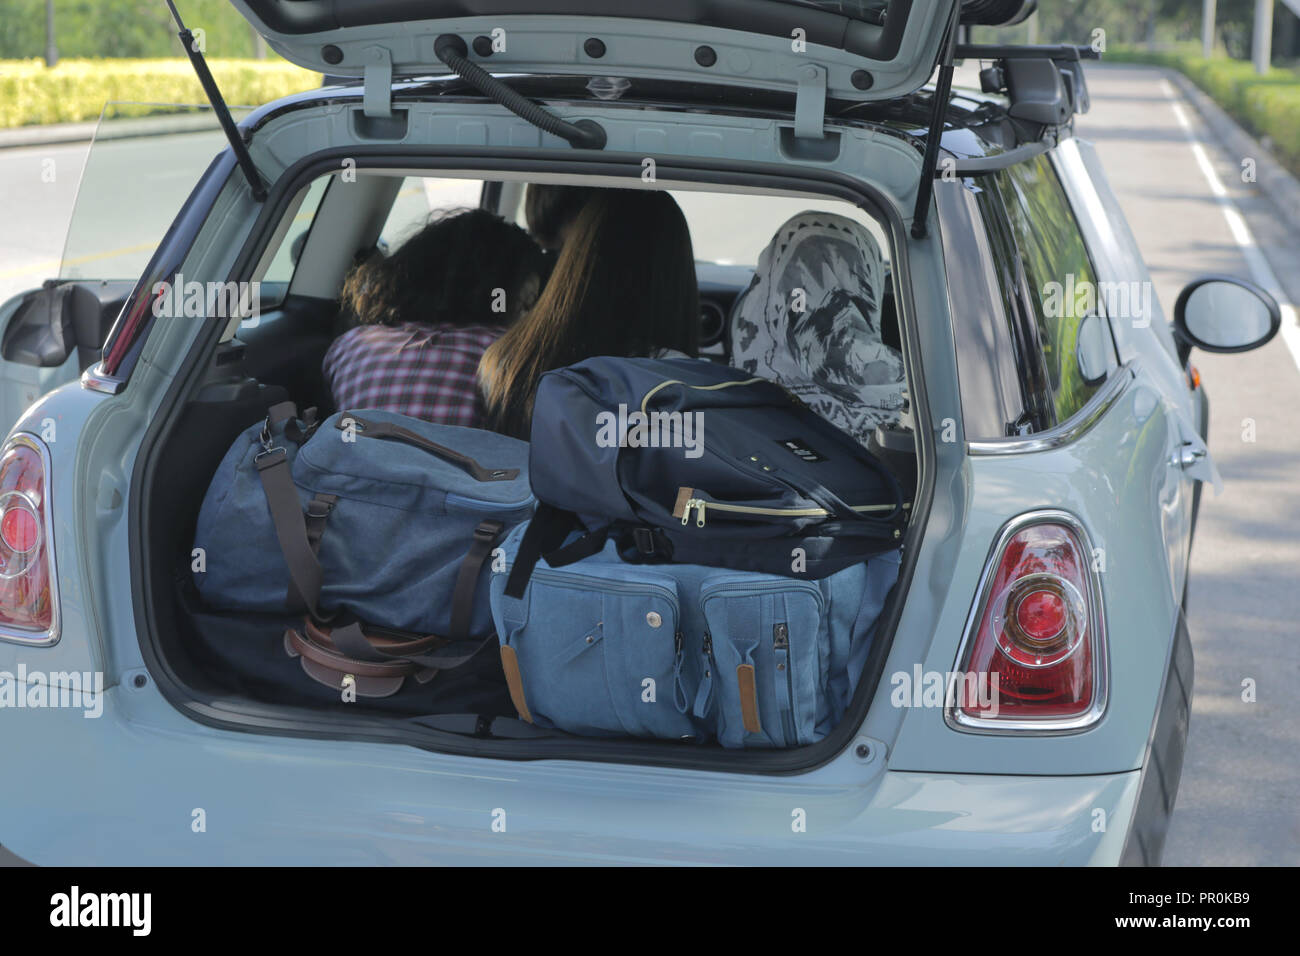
left=910, top=0, right=961, bottom=240
left=164, top=0, right=268, bottom=202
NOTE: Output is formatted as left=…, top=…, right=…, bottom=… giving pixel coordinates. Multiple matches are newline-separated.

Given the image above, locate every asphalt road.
left=0, top=138, right=88, bottom=302
left=0, top=62, right=1296, bottom=865
left=1065, top=64, right=1300, bottom=866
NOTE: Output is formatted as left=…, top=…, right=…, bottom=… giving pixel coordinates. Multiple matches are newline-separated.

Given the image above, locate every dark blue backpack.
left=506, top=356, right=906, bottom=598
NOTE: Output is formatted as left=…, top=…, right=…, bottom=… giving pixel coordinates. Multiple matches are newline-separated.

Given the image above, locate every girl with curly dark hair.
left=323, top=208, right=545, bottom=427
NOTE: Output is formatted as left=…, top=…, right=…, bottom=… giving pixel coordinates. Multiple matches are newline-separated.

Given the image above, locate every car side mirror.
left=1173, top=275, right=1280, bottom=364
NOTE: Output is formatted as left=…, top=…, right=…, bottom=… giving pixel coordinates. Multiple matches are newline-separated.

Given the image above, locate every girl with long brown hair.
left=479, top=189, right=700, bottom=439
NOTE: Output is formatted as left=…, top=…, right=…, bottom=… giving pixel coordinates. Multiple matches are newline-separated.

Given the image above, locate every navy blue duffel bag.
left=506, top=356, right=906, bottom=598
left=193, top=403, right=534, bottom=687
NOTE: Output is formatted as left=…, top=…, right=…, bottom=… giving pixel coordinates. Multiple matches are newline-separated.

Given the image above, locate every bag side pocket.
left=490, top=565, right=695, bottom=740
left=700, top=574, right=825, bottom=748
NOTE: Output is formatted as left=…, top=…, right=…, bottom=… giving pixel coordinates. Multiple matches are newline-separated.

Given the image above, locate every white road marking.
left=1160, top=78, right=1300, bottom=375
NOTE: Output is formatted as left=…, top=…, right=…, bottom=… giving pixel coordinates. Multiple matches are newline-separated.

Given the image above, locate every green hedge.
left=1106, top=48, right=1300, bottom=176
left=0, top=0, right=267, bottom=60
left=0, top=58, right=321, bottom=128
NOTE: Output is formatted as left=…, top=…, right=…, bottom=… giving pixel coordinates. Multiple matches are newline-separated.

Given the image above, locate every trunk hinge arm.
left=363, top=46, right=394, bottom=118
left=163, top=0, right=266, bottom=202
left=794, top=64, right=827, bottom=140
left=910, top=0, right=962, bottom=239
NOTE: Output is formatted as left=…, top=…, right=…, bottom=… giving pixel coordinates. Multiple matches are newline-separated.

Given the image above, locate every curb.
left=0, top=121, right=99, bottom=149
left=1159, top=66, right=1300, bottom=232
left=0, top=111, right=238, bottom=149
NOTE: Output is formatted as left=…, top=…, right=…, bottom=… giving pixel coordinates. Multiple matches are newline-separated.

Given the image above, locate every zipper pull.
left=773, top=622, right=789, bottom=650
left=680, top=497, right=706, bottom=527
left=693, top=631, right=716, bottom=720
left=672, top=631, right=689, bottom=714
left=673, top=486, right=695, bottom=525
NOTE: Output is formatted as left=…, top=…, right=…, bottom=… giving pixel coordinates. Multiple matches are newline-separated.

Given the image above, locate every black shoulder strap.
left=285, top=406, right=321, bottom=445
left=266, top=400, right=299, bottom=428
left=504, top=504, right=609, bottom=599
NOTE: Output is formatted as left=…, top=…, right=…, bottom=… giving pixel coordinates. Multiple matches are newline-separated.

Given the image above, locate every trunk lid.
left=228, top=0, right=958, bottom=106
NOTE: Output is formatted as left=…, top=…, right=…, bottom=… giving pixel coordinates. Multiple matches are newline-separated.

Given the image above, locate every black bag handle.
left=503, top=504, right=610, bottom=599
left=339, top=413, right=519, bottom=482
left=789, top=457, right=906, bottom=529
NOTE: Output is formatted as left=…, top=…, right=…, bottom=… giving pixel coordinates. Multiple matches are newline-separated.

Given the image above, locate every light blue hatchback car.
left=0, top=0, right=1282, bottom=865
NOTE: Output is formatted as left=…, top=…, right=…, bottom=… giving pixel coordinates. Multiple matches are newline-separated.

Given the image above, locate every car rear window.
left=984, top=153, right=1119, bottom=425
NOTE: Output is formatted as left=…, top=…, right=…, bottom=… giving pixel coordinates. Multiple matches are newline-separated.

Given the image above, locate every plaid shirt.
left=323, top=322, right=503, bottom=428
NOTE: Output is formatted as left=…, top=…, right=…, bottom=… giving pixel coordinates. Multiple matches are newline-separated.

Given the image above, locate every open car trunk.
left=140, top=347, right=915, bottom=763
left=127, top=12, right=931, bottom=763
left=137, top=261, right=920, bottom=769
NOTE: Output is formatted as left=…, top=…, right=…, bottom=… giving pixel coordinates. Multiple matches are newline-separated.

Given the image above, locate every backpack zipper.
left=645, top=377, right=908, bottom=530
left=678, top=492, right=908, bottom=527
left=638, top=376, right=770, bottom=416
left=692, top=631, right=717, bottom=723
left=773, top=622, right=797, bottom=745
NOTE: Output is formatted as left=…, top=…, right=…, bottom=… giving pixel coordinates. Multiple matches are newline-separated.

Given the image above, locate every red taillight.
left=950, top=516, right=1105, bottom=729
left=1, top=502, right=39, bottom=554
left=1015, top=587, right=1068, bottom=643
left=0, top=436, right=56, bottom=640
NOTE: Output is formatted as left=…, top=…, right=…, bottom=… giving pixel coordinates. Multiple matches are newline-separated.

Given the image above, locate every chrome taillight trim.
left=0, top=433, right=61, bottom=647
left=944, top=509, right=1109, bottom=735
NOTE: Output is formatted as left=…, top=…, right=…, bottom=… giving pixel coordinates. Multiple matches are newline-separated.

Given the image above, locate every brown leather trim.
left=499, top=644, right=532, bottom=723
left=286, top=626, right=418, bottom=678
left=283, top=629, right=408, bottom=697
left=671, top=486, right=695, bottom=520
left=301, top=655, right=406, bottom=698
left=304, top=618, right=447, bottom=656
left=737, top=664, right=762, bottom=734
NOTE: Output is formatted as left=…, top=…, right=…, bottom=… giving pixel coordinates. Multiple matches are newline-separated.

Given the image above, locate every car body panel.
left=0, top=386, right=108, bottom=681
left=0, top=337, right=80, bottom=438
left=1051, top=138, right=1201, bottom=597
left=887, top=368, right=1192, bottom=775
left=0, top=676, right=1139, bottom=865
left=245, top=98, right=928, bottom=215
